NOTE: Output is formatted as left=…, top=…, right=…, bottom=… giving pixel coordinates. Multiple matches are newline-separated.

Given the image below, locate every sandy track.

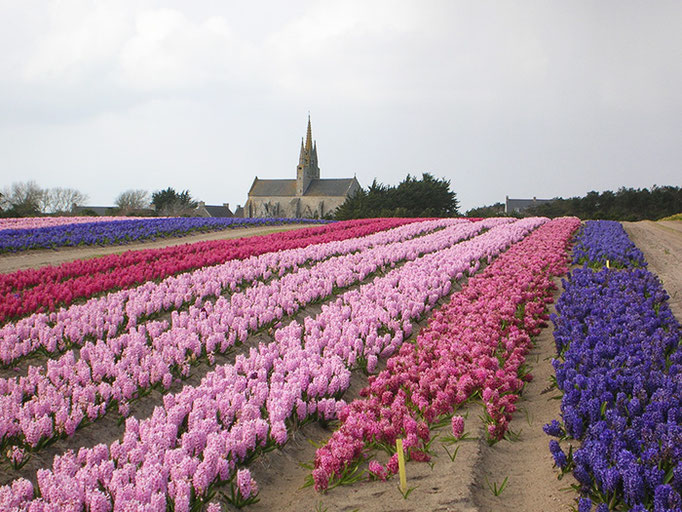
left=622, top=220, right=682, bottom=320
left=0, top=224, right=315, bottom=274
left=471, top=278, right=576, bottom=512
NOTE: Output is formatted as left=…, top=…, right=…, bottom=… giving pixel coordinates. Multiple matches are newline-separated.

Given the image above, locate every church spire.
left=296, top=113, right=320, bottom=196
left=305, top=114, right=313, bottom=153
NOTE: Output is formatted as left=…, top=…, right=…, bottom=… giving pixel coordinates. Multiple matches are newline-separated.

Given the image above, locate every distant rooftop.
left=505, top=196, right=553, bottom=214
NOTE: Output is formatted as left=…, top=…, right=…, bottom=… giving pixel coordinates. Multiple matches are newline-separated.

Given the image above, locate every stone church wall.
left=245, top=193, right=352, bottom=219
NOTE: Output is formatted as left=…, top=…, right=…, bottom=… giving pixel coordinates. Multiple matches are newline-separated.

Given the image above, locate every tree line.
left=524, top=186, right=682, bottom=221
left=0, top=181, right=199, bottom=218
left=334, top=173, right=459, bottom=219
left=465, top=186, right=682, bottom=221
left=0, top=182, right=88, bottom=217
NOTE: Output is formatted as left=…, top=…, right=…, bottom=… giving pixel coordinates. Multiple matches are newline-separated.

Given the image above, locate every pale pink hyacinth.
left=236, top=468, right=258, bottom=499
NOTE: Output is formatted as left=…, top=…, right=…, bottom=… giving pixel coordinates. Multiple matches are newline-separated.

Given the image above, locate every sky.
left=0, top=0, right=680, bottom=213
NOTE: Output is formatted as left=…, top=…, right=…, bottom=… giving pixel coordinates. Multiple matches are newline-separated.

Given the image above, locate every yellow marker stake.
left=606, top=259, right=610, bottom=269
left=396, top=438, right=407, bottom=494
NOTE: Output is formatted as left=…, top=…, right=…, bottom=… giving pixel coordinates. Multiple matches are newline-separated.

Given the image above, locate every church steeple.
left=296, top=114, right=320, bottom=196
left=305, top=114, right=313, bottom=154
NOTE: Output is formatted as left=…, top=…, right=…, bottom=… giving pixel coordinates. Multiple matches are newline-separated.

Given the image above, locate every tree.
left=0, top=181, right=45, bottom=216
left=115, top=189, right=150, bottom=215
left=151, top=187, right=198, bottom=216
left=466, top=202, right=506, bottom=218
left=41, top=187, right=88, bottom=214
left=526, top=186, right=682, bottom=220
left=335, top=173, right=459, bottom=220
left=0, top=181, right=89, bottom=216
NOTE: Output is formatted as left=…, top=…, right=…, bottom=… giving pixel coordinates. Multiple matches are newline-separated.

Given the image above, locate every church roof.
left=305, top=178, right=357, bottom=197
left=248, top=178, right=357, bottom=198
left=248, top=179, right=297, bottom=197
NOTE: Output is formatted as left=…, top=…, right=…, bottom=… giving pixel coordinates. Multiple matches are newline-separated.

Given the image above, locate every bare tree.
left=43, top=187, right=89, bottom=214
left=0, top=182, right=89, bottom=215
left=115, top=189, right=150, bottom=214
left=0, top=181, right=46, bottom=215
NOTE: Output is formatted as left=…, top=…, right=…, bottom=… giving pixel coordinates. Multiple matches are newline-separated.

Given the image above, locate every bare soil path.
left=471, top=278, right=577, bottom=512
left=623, top=220, right=682, bottom=320
left=0, top=224, right=315, bottom=274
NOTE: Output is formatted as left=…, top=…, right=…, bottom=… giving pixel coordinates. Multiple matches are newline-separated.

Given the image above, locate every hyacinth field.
left=546, top=221, right=682, bottom=511
left=0, top=216, right=680, bottom=511
left=0, top=216, right=326, bottom=253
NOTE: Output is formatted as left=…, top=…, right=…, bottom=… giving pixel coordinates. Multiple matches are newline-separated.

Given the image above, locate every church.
left=244, top=116, right=361, bottom=218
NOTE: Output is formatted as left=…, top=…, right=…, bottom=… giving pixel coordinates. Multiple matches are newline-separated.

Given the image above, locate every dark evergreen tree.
left=151, top=188, right=198, bottom=216
left=334, top=173, right=459, bottom=220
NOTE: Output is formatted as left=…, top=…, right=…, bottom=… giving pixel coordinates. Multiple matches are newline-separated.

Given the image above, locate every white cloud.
left=117, top=8, right=255, bottom=91
left=22, top=1, right=131, bottom=84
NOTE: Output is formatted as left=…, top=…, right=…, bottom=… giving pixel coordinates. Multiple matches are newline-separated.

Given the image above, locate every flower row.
left=571, top=220, right=647, bottom=268
left=546, top=221, right=682, bottom=511
left=0, top=219, right=492, bottom=454
left=0, top=217, right=148, bottom=232
left=0, top=218, right=456, bottom=366
left=0, top=216, right=328, bottom=253
left=0, top=218, right=414, bottom=324
left=312, top=217, right=580, bottom=489
left=0, top=217, right=547, bottom=511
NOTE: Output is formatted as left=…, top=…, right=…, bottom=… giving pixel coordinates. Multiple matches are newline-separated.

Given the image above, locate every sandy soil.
left=0, top=224, right=315, bottom=274
left=1, top=220, right=680, bottom=511
left=623, top=220, right=682, bottom=320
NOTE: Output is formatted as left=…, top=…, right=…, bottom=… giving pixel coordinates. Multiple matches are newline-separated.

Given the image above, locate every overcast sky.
left=0, top=1, right=680, bottom=213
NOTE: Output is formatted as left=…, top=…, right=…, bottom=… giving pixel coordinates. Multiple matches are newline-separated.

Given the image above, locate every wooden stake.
left=396, top=438, right=407, bottom=493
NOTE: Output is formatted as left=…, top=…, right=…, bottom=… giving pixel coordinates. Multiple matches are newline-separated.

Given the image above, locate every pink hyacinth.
left=368, top=460, right=388, bottom=480
left=451, top=415, right=465, bottom=440
left=236, top=468, right=257, bottom=499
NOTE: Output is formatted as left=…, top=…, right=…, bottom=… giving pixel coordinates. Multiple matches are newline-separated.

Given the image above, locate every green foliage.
left=525, top=186, right=682, bottom=221
left=334, top=173, right=459, bottom=220
left=485, top=476, right=509, bottom=496
left=465, top=202, right=507, bottom=218
left=151, top=187, right=198, bottom=216
left=398, top=484, right=418, bottom=499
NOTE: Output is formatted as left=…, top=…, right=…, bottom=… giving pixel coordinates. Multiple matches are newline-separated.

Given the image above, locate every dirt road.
left=623, top=220, right=682, bottom=320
